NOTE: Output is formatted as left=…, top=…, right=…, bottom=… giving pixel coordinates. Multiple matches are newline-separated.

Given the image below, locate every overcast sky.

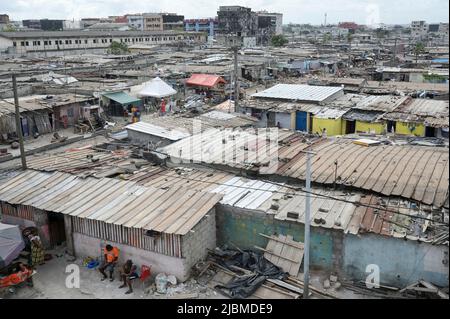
left=1, top=0, right=449, bottom=24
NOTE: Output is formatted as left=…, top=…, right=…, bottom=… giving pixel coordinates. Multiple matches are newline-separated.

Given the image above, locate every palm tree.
left=413, top=42, right=425, bottom=64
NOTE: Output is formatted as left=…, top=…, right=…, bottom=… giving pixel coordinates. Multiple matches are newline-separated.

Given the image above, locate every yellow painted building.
left=394, top=121, right=425, bottom=136
left=355, top=121, right=386, bottom=135
left=312, top=117, right=346, bottom=136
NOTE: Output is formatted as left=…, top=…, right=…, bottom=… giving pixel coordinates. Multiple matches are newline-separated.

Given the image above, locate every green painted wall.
left=216, top=206, right=339, bottom=271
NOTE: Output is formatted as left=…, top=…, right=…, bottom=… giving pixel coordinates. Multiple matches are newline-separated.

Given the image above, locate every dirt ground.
left=1, top=246, right=226, bottom=299
left=1, top=246, right=373, bottom=299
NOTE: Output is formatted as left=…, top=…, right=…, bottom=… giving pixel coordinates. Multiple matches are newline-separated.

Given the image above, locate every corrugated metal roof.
left=201, top=110, right=236, bottom=121
left=126, top=166, right=420, bottom=236
left=381, top=99, right=449, bottom=127
left=342, top=109, right=383, bottom=122
left=126, top=122, right=190, bottom=141
left=160, top=129, right=449, bottom=209
left=0, top=171, right=222, bottom=235
left=186, top=74, right=226, bottom=88
left=353, top=95, right=410, bottom=112
left=102, top=91, right=141, bottom=105
left=251, top=84, right=343, bottom=102
left=126, top=166, right=361, bottom=232
left=26, top=147, right=138, bottom=178
left=314, top=108, right=349, bottom=119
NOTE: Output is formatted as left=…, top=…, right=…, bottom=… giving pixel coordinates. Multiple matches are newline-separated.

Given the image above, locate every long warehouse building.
left=0, top=30, right=207, bottom=54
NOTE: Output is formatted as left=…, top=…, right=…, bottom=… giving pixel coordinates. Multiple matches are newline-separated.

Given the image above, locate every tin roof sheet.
left=0, top=171, right=222, bottom=235
left=251, top=84, right=343, bottom=102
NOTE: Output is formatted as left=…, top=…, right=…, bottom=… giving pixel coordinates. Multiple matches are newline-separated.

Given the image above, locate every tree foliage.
left=108, top=41, right=129, bottom=55
left=271, top=35, right=289, bottom=47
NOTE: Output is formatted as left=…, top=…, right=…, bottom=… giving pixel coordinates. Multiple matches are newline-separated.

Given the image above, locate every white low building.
left=0, top=30, right=207, bottom=54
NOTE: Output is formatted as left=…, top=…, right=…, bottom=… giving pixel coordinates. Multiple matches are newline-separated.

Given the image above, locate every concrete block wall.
left=181, top=209, right=216, bottom=276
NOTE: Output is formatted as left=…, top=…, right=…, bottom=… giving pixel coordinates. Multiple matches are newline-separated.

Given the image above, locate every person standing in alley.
left=99, top=244, right=119, bottom=281
left=28, top=230, right=45, bottom=267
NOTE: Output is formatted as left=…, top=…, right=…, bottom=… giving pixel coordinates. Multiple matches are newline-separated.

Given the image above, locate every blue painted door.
left=296, top=111, right=307, bottom=131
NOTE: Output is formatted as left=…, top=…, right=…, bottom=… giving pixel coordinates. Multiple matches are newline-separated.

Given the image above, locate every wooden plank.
left=419, top=280, right=449, bottom=299
left=266, top=278, right=304, bottom=294
left=252, top=284, right=299, bottom=299
left=255, top=246, right=300, bottom=263
left=285, top=235, right=303, bottom=276
left=259, top=233, right=304, bottom=249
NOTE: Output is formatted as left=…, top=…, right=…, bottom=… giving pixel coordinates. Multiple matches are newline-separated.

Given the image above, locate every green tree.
left=413, top=42, right=425, bottom=64
left=322, top=32, right=332, bottom=44
left=108, top=41, right=129, bottom=55
left=347, top=33, right=353, bottom=44
left=271, top=35, right=289, bottom=47
left=2, top=24, right=17, bottom=32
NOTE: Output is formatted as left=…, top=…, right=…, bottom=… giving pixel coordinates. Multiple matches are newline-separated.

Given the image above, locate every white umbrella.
left=138, top=77, right=177, bottom=98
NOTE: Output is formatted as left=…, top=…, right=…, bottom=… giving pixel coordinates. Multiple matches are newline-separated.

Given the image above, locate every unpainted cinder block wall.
left=181, top=209, right=216, bottom=275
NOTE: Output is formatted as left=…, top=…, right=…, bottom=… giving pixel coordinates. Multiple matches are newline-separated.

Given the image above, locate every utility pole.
left=233, top=45, right=239, bottom=112
left=392, top=37, right=398, bottom=66
left=12, top=74, right=27, bottom=170
left=303, top=150, right=315, bottom=299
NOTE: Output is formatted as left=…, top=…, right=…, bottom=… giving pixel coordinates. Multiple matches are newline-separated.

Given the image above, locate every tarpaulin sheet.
left=211, top=248, right=287, bottom=299
left=0, top=223, right=25, bottom=269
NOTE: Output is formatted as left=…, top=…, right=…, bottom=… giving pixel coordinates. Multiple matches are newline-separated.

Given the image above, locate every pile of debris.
left=193, top=233, right=340, bottom=299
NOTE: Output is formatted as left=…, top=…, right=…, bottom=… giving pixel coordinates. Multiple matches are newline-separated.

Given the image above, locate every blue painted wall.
left=216, top=206, right=338, bottom=271
left=343, top=233, right=449, bottom=287
left=216, top=205, right=449, bottom=288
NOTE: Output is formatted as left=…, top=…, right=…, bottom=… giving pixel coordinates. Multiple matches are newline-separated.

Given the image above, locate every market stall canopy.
left=138, top=77, right=177, bottom=98
left=0, top=223, right=25, bottom=268
left=102, top=91, right=141, bottom=106
left=186, top=74, right=226, bottom=88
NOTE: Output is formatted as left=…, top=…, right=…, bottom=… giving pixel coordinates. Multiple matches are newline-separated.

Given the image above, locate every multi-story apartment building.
left=127, top=14, right=144, bottom=31
left=0, top=14, right=9, bottom=24
left=411, top=20, right=428, bottom=40
left=162, top=13, right=184, bottom=31
left=256, top=11, right=283, bottom=35
left=143, top=13, right=163, bottom=31
left=185, top=18, right=218, bottom=37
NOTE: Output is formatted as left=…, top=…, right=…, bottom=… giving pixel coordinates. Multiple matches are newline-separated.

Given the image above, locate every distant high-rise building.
left=143, top=13, right=163, bottom=31
left=22, top=19, right=41, bottom=30
left=411, top=21, right=428, bottom=40
left=185, top=18, right=218, bottom=37
left=127, top=14, right=144, bottom=31
left=162, top=13, right=184, bottom=31
left=0, top=14, right=10, bottom=24
left=256, top=11, right=283, bottom=35
left=217, top=6, right=258, bottom=37
left=40, top=19, right=64, bottom=31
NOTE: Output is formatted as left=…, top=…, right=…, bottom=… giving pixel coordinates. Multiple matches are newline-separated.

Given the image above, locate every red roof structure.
left=186, top=74, right=226, bottom=88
